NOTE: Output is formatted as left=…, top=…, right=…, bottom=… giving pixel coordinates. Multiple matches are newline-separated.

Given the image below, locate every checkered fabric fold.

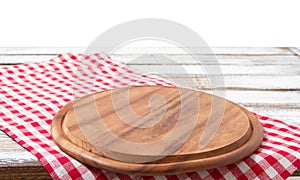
left=0, top=53, right=299, bottom=179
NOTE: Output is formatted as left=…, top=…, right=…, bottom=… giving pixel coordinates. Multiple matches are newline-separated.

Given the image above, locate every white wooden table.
left=0, top=47, right=299, bottom=179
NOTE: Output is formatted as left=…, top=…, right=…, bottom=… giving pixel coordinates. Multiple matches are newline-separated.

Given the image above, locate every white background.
left=0, top=0, right=299, bottom=47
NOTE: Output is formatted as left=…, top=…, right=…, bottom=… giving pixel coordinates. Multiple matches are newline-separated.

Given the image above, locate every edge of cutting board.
left=51, top=86, right=264, bottom=175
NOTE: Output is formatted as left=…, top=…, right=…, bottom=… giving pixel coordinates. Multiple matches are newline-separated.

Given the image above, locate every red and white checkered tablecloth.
left=0, top=53, right=299, bottom=180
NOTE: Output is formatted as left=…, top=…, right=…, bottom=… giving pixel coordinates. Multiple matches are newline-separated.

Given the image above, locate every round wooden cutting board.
left=51, top=86, right=264, bottom=175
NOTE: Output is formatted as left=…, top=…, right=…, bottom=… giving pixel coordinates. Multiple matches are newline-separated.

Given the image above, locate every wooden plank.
left=0, top=55, right=56, bottom=64
left=0, top=167, right=50, bottom=180
left=98, top=47, right=294, bottom=55
left=0, top=54, right=299, bottom=64
left=129, top=64, right=300, bottom=75
left=245, top=107, right=300, bottom=126
left=0, top=131, right=39, bottom=167
left=0, top=132, right=50, bottom=178
left=0, top=47, right=293, bottom=55
left=167, top=75, right=300, bottom=90
left=215, top=90, right=300, bottom=107
left=209, top=47, right=292, bottom=55
left=177, top=75, right=300, bottom=91
left=114, top=54, right=300, bottom=65
left=219, top=75, right=300, bottom=90
left=0, top=47, right=84, bottom=55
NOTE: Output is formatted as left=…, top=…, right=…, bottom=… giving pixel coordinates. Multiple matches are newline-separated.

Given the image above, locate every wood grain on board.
left=52, top=86, right=263, bottom=175
left=0, top=47, right=299, bottom=178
